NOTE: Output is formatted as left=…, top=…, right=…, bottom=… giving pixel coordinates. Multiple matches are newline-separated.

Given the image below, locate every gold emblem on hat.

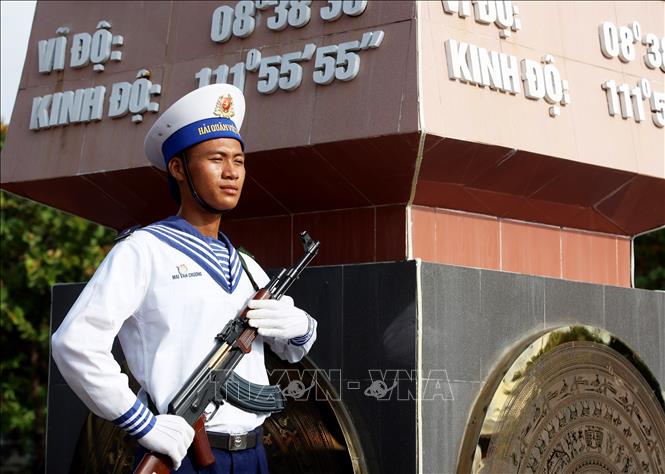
left=214, top=95, right=235, bottom=118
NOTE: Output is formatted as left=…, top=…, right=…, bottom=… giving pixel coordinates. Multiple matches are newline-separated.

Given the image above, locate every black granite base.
left=46, top=262, right=664, bottom=473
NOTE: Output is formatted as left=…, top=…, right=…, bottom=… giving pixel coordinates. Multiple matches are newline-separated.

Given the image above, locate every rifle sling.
left=237, top=250, right=259, bottom=292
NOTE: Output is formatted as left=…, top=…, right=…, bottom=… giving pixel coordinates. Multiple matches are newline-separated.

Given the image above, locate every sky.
left=1, top=0, right=37, bottom=123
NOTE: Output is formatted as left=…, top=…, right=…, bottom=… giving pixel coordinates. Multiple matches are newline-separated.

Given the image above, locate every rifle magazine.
left=221, top=372, right=285, bottom=414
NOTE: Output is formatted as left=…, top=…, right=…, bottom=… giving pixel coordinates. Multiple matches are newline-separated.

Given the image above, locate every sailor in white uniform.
left=51, top=84, right=316, bottom=473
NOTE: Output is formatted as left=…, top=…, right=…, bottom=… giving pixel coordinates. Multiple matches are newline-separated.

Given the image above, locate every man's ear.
left=168, top=156, right=185, bottom=182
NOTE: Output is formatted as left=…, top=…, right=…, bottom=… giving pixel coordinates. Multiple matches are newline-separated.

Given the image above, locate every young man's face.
left=182, top=137, right=245, bottom=211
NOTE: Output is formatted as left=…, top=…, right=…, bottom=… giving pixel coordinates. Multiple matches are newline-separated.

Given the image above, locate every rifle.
left=134, top=231, right=320, bottom=474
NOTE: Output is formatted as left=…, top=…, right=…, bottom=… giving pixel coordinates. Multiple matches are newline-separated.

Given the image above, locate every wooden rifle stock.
left=134, top=415, right=214, bottom=474
left=133, top=451, right=171, bottom=474
left=236, top=288, right=271, bottom=353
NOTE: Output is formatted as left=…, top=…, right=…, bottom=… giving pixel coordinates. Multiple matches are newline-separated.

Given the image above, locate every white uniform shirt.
left=51, top=217, right=316, bottom=434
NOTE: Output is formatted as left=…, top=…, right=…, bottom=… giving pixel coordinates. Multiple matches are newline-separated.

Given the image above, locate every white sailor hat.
left=144, top=83, right=246, bottom=172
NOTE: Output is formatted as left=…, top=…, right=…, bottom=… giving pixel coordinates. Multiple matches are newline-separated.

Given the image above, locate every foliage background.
left=0, top=122, right=116, bottom=471
left=0, top=121, right=663, bottom=472
left=635, top=227, right=665, bottom=290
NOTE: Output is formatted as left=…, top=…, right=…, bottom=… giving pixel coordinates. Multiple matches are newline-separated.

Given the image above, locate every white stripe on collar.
left=143, top=219, right=244, bottom=293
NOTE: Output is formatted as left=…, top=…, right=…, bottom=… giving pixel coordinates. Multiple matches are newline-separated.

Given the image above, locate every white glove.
left=137, top=414, right=194, bottom=470
left=247, top=295, right=311, bottom=341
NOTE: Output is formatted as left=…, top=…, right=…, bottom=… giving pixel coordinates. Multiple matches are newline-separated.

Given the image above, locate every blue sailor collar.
left=143, top=215, right=243, bottom=294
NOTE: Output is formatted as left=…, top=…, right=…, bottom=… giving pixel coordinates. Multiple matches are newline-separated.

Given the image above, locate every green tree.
left=634, top=228, right=665, bottom=290
left=0, top=122, right=7, bottom=149
left=0, top=122, right=115, bottom=471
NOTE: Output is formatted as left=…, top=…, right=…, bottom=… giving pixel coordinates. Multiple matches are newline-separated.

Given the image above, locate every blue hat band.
left=161, top=117, right=245, bottom=167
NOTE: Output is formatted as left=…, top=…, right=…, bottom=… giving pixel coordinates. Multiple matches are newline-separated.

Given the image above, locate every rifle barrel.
left=273, top=240, right=320, bottom=297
